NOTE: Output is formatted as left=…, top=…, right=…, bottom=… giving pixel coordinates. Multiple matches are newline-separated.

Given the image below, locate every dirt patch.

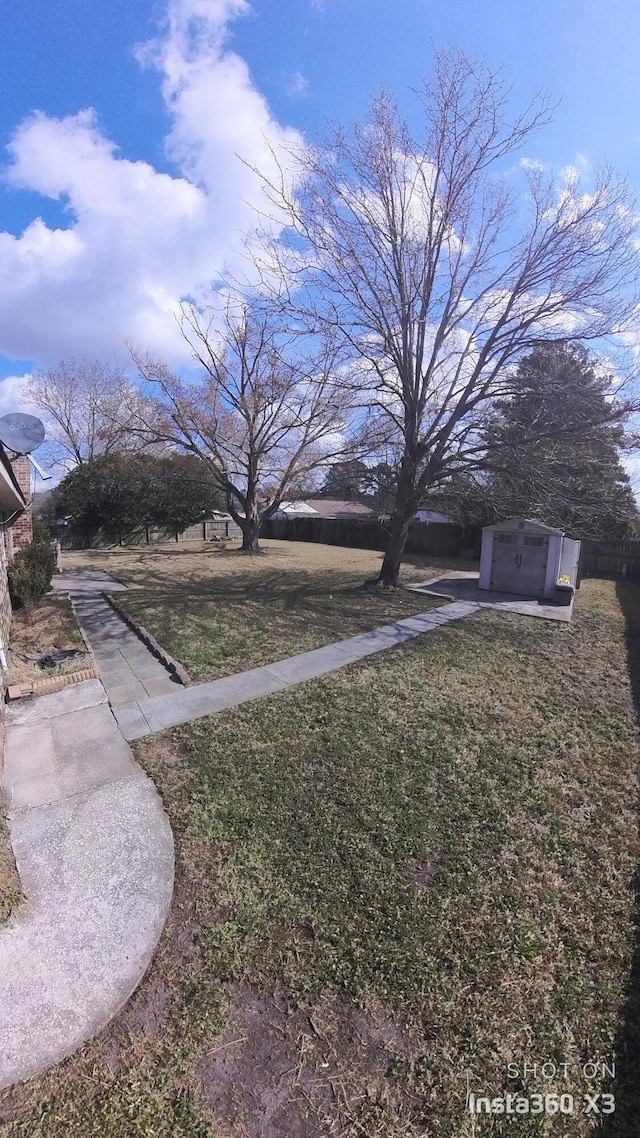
left=142, top=733, right=190, bottom=767
left=406, top=854, right=441, bottom=895
left=199, top=985, right=431, bottom=1137
left=7, top=595, right=88, bottom=686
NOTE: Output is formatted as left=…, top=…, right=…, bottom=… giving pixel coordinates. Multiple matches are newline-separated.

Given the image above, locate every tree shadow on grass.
left=120, top=571, right=442, bottom=639
left=598, top=578, right=640, bottom=1134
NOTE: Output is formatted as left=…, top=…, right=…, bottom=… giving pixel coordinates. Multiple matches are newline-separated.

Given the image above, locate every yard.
left=58, top=540, right=462, bottom=681
left=1, top=543, right=639, bottom=1136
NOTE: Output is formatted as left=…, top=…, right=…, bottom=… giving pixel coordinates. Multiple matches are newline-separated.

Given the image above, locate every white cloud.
left=289, top=71, right=309, bottom=97
left=0, top=373, right=33, bottom=418
left=0, top=0, right=301, bottom=369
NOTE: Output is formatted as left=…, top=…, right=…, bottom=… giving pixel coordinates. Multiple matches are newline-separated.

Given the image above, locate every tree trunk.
left=240, top=516, right=261, bottom=553
left=377, top=463, right=419, bottom=586
left=377, top=511, right=413, bottom=586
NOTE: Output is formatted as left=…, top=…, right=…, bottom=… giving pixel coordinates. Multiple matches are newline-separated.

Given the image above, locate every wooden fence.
left=58, top=517, right=242, bottom=549
left=57, top=511, right=640, bottom=580
left=263, top=519, right=640, bottom=580
left=261, top=516, right=482, bottom=559
left=579, top=539, right=640, bottom=579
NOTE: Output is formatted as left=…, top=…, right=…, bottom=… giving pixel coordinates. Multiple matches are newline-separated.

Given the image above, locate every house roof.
left=276, top=501, right=320, bottom=515
left=302, top=499, right=375, bottom=518
left=0, top=447, right=26, bottom=515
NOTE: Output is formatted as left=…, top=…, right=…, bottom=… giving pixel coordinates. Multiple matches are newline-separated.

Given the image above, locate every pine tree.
left=481, top=344, right=638, bottom=539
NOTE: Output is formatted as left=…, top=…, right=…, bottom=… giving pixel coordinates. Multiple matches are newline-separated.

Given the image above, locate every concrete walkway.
left=0, top=680, right=174, bottom=1089
left=52, top=571, right=482, bottom=741
left=53, top=573, right=180, bottom=705
left=113, top=600, right=481, bottom=740
left=408, top=572, right=575, bottom=622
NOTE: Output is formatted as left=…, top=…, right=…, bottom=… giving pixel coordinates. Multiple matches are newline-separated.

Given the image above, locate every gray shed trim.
left=481, top=518, right=564, bottom=536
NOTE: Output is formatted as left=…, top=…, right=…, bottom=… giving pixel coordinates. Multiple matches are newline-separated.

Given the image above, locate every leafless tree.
left=22, top=359, right=145, bottom=470
left=253, top=49, right=640, bottom=584
left=129, top=299, right=353, bottom=552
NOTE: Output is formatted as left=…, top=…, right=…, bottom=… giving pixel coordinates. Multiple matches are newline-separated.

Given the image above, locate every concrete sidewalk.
left=408, top=572, right=575, bottom=622
left=52, top=571, right=482, bottom=741
left=0, top=680, right=174, bottom=1089
left=52, top=574, right=180, bottom=706
left=113, top=600, right=481, bottom=740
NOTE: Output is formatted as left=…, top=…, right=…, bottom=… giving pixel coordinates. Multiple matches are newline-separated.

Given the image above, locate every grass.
left=0, top=811, right=22, bottom=927
left=6, top=595, right=89, bottom=686
left=60, top=540, right=464, bottom=681
left=1, top=572, right=639, bottom=1136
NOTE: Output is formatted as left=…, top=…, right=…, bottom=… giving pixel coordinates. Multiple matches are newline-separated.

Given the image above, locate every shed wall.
left=479, top=521, right=566, bottom=598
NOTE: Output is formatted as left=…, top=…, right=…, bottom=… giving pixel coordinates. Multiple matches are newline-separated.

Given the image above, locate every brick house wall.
left=0, top=456, right=30, bottom=778
left=8, top=455, right=32, bottom=552
left=0, top=524, right=14, bottom=776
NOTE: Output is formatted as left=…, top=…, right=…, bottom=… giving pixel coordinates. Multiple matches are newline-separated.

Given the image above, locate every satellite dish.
left=0, top=412, right=45, bottom=455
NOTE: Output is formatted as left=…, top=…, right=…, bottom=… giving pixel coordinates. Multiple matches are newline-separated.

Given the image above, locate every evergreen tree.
left=479, top=344, right=638, bottom=539
left=55, top=453, right=224, bottom=537
left=318, top=460, right=369, bottom=500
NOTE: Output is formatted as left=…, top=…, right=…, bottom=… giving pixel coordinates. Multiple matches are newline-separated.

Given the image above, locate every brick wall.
left=0, top=455, right=31, bottom=783
left=8, top=455, right=32, bottom=551
left=0, top=525, right=13, bottom=780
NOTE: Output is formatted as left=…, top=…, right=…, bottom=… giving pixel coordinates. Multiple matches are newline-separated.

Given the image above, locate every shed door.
left=490, top=532, right=548, bottom=595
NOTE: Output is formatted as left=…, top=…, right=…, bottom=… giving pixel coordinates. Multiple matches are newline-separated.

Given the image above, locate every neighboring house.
left=376, top=508, right=453, bottom=524
left=414, top=510, right=453, bottom=524
left=270, top=501, right=320, bottom=518
left=271, top=499, right=375, bottom=520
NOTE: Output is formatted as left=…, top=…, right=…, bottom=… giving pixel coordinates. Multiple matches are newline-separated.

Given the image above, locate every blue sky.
left=0, top=0, right=639, bottom=410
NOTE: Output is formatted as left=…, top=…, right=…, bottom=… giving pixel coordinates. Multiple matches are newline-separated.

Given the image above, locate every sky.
left=1, top=0, right=640, bottom=467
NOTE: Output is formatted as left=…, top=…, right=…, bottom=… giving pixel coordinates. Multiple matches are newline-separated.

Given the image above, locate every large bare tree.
left=254, top=50, right=640, bottom=584
left=22, top=359, right=144, bottom=470
left=129, top=300, right=352, bottom=552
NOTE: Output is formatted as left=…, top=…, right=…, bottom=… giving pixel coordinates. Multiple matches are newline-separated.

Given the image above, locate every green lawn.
left=2, top=573, right=639, bottom=1136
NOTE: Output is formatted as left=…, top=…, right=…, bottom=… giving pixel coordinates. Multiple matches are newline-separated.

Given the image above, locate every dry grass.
left=59, top=540, right=464, bottom=681
left=60, top=537, right=474, bottom=587
left=6, top=595, right=88, bottom=686
left=2, top=575, right=640, bottom=1136
left=0, top=812, right=22, bottom=927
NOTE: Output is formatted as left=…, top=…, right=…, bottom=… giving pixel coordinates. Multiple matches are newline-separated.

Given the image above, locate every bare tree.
left=129, top=299, right=352, bottom=552
left=22, top=359, right=144, bottom=470
left=253, top=49, right=640, bottom=584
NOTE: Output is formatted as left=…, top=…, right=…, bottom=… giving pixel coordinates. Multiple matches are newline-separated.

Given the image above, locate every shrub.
left=32, top=518, right=51, bottom=543
left=9, top=533, right=56, bottom=609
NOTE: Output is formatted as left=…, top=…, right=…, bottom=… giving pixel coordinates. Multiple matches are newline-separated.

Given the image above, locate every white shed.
left=479, top=519, right=581, bottom=601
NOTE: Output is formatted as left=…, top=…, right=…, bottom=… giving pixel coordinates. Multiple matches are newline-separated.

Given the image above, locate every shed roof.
left=481, top=518, right=564, bottom=535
